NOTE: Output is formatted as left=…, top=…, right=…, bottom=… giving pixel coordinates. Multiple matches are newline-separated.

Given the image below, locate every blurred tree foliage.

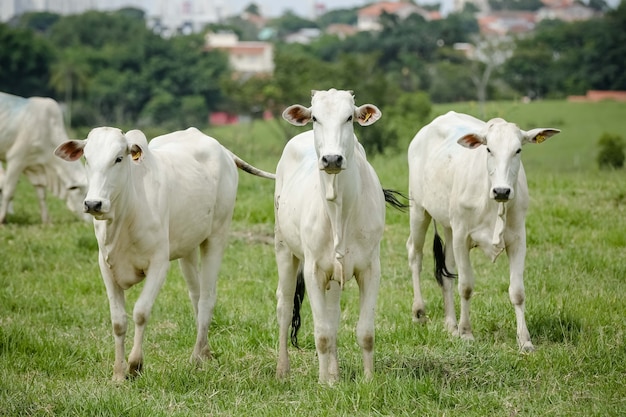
left=0, top=3, right=624, bottom=153
left=0, top=23, right=54, bottom=97
left=503, top=2, right=626, bottom=98
left=597, top=133, right=625, bottom=169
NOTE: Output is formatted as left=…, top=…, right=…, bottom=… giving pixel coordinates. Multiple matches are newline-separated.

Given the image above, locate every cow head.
left=54, top=127, right=147, bottom=220
left=282, top=89, right=381, bottom=174
left=62, top=178, right=90, bottom=222
left=457, top=118, right=560, bottom=202
left=54, top=159, right=90, bottom=222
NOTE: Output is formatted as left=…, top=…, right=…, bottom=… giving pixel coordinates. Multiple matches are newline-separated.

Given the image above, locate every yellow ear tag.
left=131, top=150, right=142, bottom=161
left=363, top=112, right=371, bottom=123
left=536, top=134, right=545, bottom=144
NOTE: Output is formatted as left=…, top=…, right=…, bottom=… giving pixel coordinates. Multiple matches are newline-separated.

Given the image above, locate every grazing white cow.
left=54, top=126, right=274, bottom=381
left=274, top=89, right=388, bottom=383
left=406, top=111, right=560, bottom=351
left=0, top=91, right=88, bottom=224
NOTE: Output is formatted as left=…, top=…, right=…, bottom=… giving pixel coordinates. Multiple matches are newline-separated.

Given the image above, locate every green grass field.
left=1, top=100, right=625, bottom=416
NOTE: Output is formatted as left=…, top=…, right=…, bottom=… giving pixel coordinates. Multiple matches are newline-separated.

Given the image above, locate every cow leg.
left=34, top=185, right=49, bottom=224
left=305, top=262, right=341, bottom=384
left=506, top=229, right=534, bottom=351
left=356, top=257, right=380, bottom=381
left=189, top=237, right=226, bottom=364
left=99, top=255, right=128, bottom=382
left=275, top=241, right=299, bottom=379
left=441, top=227, right=458, bottom=334
left=0, top=160, right=24, bottom=223
left=179, top=249, right=200, bottom=319
left=406, top=206, right=431, bottom=322
left=453, top=234, right=475, bottom=341
left=180, top=248, right=213, bottom=364
left=128, top=259, right=170, bottom=378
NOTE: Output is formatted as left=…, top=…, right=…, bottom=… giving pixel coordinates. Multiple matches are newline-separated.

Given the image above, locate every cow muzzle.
left=320, top=154, right=344, bottom=174
left=84, top=200, right=108, bottom=214
left=492, top=187, right=512, bottom=202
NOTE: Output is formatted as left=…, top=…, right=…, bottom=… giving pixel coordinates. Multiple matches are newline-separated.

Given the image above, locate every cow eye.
left=312, top=116, right=317, bottom=123
left=486, top=147, right=491, bottom=154
left=516, top=148, right=522, bottom=154
left=346, top=115, right=353, bottom=122
left=115, top=156, right=123, bottom=163
left=68, top=186, right=80, bottom=191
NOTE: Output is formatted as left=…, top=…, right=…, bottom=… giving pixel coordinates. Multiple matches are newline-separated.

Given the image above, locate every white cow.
left=54, top=126, right=274, bottom=381
left=0, top=92, right=88, bottom=224
left=274, top=89, right=387, bottom=383
left=406, top=111, right=560, bottom=351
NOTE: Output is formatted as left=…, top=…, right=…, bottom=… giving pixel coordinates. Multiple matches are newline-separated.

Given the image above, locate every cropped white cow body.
left=406, top=111, right=560, bottom=351
left=0, top=92, right=88, bottom=223
left=274, top=89, right=386, bottom=383
left=56, top=126, right=274, bottom=381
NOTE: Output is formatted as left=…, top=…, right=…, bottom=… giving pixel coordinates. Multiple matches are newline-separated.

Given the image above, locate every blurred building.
left=1, top=0, right=230, bottom=36
left=204, top=31, right=274, bottom=76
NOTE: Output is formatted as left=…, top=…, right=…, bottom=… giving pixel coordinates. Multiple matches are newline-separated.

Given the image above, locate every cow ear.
left=457, top=133, right=485, bottom=149
left=129, top=144, right=143, bottom=163
left=524, top=128, right=561, bottom=144
left=355, top=104, right=381, bottom=126
left=54, top=140, right=86, bottom=161
left=283, top=105, right=312, bottom=126
left=125, top=130, right=148, bottom=163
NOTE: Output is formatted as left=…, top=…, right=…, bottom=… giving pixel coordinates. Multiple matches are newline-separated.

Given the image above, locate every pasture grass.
left=1, top=100, right=625, bottom=416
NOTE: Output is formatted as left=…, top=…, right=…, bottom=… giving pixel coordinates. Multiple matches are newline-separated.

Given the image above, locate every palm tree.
left=49, top=48, right=90, bottom=127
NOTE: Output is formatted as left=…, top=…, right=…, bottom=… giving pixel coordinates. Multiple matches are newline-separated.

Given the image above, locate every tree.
left=0, top=23, right=54, bottom=97
left=469, top=35, right=515, bottom=117
left=586, top=0, right=610, bottom=12
left=45, top=10, right=231, bottom=128
left=317, top=8, right=358, bottom=28
left=378, top=91, right=432, bottom=151
left=270, top=11, right=318, bottom=39
left=49, top=48, right=90, bottom=127
left=597, top=133, right=625, bottom=169
left=244, top=3, right=261, bottom=16
left=427, top=60, right=475, bottom=103
left=488, top=0, right=543, bottom=11
left=15, top=11, right=61, bottom=33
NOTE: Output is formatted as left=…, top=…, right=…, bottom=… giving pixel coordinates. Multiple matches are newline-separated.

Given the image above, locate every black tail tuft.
left=433, top=229, right=457, bottom=286
left=383, top=188, right=410, bottom=212
left=290, top=267, right=306, bottom=349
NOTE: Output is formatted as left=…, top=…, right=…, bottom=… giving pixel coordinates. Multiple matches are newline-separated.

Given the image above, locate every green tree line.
left=0, top=2, right=624, bottom=152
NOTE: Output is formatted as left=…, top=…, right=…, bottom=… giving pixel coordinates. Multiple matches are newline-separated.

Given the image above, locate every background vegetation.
left=1, top=100, right=625, bottom=416
left=1, top=1, right=625, bottom=153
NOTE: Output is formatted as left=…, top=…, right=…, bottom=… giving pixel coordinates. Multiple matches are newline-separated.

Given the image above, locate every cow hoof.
left=460, top=333, right=475, bottom=342
left=276, top=367, right=290, bottom=380
left=446, top=322, right=459, bottom=336
left=412, top=309, right=428, bottom=323
left=319, top=374, right=340, bottom=385
left=520, top=341, right=535, bottom=353
left=189, top=343, right=212, bottom=369
left=112, top=373, right=126, bottom=383
left=128, top=361, right=143, bottom=378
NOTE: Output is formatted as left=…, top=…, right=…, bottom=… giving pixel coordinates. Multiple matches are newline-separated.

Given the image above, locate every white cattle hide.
left=406, top=111, right=560, bottom=351
left=55, top=126, right=274, bottom=381
left=0, top=92, right=88, bottom=223
left=274, top=89, right=386, bottom=383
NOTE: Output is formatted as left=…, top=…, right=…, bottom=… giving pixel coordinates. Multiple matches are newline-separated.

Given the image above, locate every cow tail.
left=290, top=265, right=306, bottom=349
left=383, top=188, right=410, bottom=212
left=433, top=222, right=457, bottom=286
left=224, top=147, right=276, bottom=180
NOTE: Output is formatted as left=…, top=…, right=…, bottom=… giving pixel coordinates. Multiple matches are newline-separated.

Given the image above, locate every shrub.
left=597, top=132, right=625, bottom=169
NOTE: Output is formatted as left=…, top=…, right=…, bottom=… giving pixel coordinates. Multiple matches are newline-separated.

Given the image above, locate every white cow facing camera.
left=274, top=89, right=390, bottom=384
left=406, top=111, right=560, bottom=351
left=55, top=126, right=274, bottom=381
